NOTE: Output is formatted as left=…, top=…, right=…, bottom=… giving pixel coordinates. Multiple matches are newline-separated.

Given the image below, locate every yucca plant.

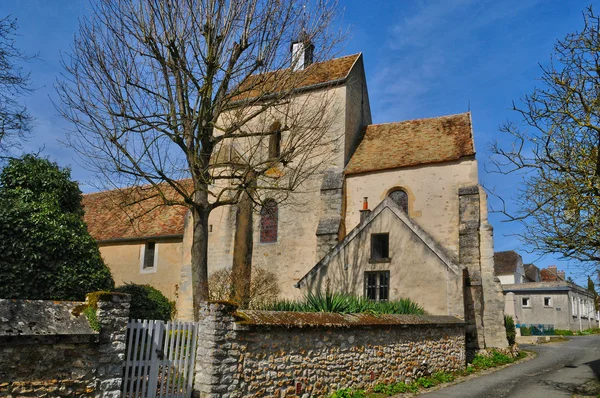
left=262, top=292, right=425, bottom=315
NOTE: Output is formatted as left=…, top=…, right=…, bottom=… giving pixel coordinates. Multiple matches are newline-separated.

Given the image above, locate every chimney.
left=558, top=270, right=566, bottom=280
left=291, top=34, right=314, bottom=72
left=359, top=197, right=371, bottom=223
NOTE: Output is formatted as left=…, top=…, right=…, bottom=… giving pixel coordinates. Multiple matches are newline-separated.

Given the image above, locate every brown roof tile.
left=230, top=53, right=360, bottom=102
left=82, top=181, right=191, bottom=241
left=494, top=251, right=521, bottom=275
left=345, top=113, right=475, bottom=175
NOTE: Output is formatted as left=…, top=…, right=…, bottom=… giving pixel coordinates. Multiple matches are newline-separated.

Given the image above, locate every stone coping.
left=233, top=310, right=466, bottom=328
left=0, top=299, right=96, bottom=336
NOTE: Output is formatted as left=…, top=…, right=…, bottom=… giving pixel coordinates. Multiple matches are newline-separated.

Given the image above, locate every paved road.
left=422, top=335, right=600, bottom=398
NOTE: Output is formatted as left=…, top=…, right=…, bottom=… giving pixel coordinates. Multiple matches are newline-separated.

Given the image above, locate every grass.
left=262, top=291, right=426, bottom=315
left=329, top=350, right=528, bottom=397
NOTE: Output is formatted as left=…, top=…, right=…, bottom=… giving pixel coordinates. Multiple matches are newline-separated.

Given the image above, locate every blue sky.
left=0, top=0, right=595, bottom=284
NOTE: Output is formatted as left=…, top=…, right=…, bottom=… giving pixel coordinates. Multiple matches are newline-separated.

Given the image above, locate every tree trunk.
left=191, top=203, right=210, bottom=321
left=231, top=175, right=256, bottom=309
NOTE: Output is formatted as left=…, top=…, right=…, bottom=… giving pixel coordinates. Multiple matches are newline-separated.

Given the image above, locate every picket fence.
left=122, top=320, right=199, bottom=398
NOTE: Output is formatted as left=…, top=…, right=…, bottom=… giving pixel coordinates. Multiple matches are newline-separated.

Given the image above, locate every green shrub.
left=471, top=350, right=515, bottom=370
left=329, top=388, right=365, bottom=398
left=115, top=283, right=175, bottom=321
left=264, top=291, right=425, bottom=315
left=504, top=315, right=516, bottom=345
left=0, top=155, right=114, bottom=300
left=520, top=326, right=532, bottom=336
left=553, top=329, right=574, bottom=336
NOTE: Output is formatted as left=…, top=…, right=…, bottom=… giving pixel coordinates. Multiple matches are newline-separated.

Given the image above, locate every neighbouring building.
left=541, top=265, right=566, bottom=282
left=83, top=45, right=508, bottom=351
left=493, top=251, right=525, bottom=285
left=503, top=281, right=599, bottom=331
left=523, top=263, right=541, bottom=283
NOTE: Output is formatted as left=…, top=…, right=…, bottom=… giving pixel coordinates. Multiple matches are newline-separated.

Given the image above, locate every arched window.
left=388, top=189, right=408, bottom=213
left=260, top=199, right=278, bottom=243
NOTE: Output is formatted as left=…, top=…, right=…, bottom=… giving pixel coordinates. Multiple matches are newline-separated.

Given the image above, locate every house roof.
left=230, top=53, right=361, bottom=102
left=295, top=196, right=461, bottom=288
left=541, top=267, right=565, bottom=282
left=524, top=263, right=540, bottom=282
left=345, top=113, right=475, bottom=175
left=493, top=251, right=522, bottom=275
left=82, top=181, right=190, bottom=242
left=502, top=281, right=593, bottom=297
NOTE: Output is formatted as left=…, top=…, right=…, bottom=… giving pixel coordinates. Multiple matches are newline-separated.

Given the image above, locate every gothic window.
left=260, top=199, right=278, bottom=243
left=365, top=271, right=390, bottom=302
left=268, top=121, right=282, bottom=159
left=388, top=189, right=408, bottom=213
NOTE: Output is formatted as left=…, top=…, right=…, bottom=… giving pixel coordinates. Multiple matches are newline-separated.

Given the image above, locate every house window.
left=260, top=199, right=278, bottom=243
left=388, top=189, right=408, bottom=213
left=268, top=121, right=281, bottom=159
left=522, top=297, right=530, bottom=308
left=572, top=296, right=577, bottom=316
left=140, top=242, right=157, bottom=272
left=370, top=233, right=390, bottom=262
left=364, top=271, right=390, bottom=302
left=544, top=297, right=552, bottom=307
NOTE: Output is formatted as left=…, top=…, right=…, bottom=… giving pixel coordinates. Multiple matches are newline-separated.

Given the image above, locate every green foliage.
left=83, top=305, right=100, bottom=332
left=554, top=329, right=575, bottom=336
left=329, top=388, right=366, bottom=398
left=0, top=155, right=114, bottom=300
left=264, top=291, right=425, bottom=315
left=504, top=315, right=516, bottom=345
left=471, top=350, right=515, bottom=370
left=115, top=283, right=175, bottom=321
left=520, top=326, right=532, bottom=336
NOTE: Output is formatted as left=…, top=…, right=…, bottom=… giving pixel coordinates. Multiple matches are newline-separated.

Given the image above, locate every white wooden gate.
left=122, top=320, right=199, bottom=398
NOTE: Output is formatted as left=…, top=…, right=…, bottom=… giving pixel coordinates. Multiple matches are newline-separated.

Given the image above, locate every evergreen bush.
left=0, top=155, right=114, bottom=300
left=115, top=283, right=175, bottom=321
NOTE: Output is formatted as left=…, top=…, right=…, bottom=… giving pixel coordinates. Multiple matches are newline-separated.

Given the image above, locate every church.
left=83, top=48, right=508, bottom=351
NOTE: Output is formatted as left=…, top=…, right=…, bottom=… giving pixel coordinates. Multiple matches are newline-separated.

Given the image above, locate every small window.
left=522, top=297, right=530, bottom=308
left=370, top=233, right=390, bottom=261
left=268, top=121, right=281, bottom=159
left=141, top=242, right=156, bottom=271
left=365, top=271, right=390, bottom=302
left=388, top=189, right=408, bottom=213
left=260, top=199, right=278, bottom=243
left=544, top=297, right=552, bottom=307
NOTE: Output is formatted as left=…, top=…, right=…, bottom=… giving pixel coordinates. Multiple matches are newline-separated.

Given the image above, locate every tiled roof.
left=524, top=263, right=541, bottom=282
left=345, top=113, right=474, bottom=175
left=493, top=251, right=521, bottom=275
left=82, top=181, right=190, bottom=241
left=541, top=267, right=565, bottom=282
left=230, top=53, right=360, bottom=102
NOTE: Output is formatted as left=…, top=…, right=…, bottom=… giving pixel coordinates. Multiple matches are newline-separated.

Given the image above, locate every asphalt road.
left=421, top=335, right=600, bottom=398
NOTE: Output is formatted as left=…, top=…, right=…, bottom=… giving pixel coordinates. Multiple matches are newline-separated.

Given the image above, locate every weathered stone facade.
left=0, top=293, right=130, bottom=398
left=194, top=302, right=466, bottom=398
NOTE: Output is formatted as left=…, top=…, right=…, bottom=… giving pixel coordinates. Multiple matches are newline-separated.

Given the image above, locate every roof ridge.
left=366, top=112, right=471, bottom=128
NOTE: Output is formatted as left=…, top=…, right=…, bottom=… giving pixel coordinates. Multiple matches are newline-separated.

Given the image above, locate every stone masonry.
left=458, top=186, right=508, bottom=357
left=0, top=292, right=130, bottom=398
left=194, top=302, right=466, bottom=398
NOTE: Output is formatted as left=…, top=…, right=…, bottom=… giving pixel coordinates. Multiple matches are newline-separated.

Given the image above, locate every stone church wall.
left=194, top=302, right=466, bottom=397
left=345, top=158, right=479, bottom=260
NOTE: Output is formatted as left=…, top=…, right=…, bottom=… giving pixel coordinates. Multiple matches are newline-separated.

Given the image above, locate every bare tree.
left=0, top=16, right=34, bottom=152
left=489, top=6, right=600, bottom=272
left=56, top=0, right=343, bottom=318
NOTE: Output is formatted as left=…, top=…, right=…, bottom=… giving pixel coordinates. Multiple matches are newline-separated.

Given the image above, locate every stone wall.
left=0, top=293, right=130, bottom=398
left=194, top=302, right=466, bottom=398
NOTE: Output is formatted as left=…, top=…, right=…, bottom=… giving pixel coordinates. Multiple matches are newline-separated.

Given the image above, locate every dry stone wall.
left=194, top=302, right=466, bottom=398
left=0, top=293, right=129, bottom=398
